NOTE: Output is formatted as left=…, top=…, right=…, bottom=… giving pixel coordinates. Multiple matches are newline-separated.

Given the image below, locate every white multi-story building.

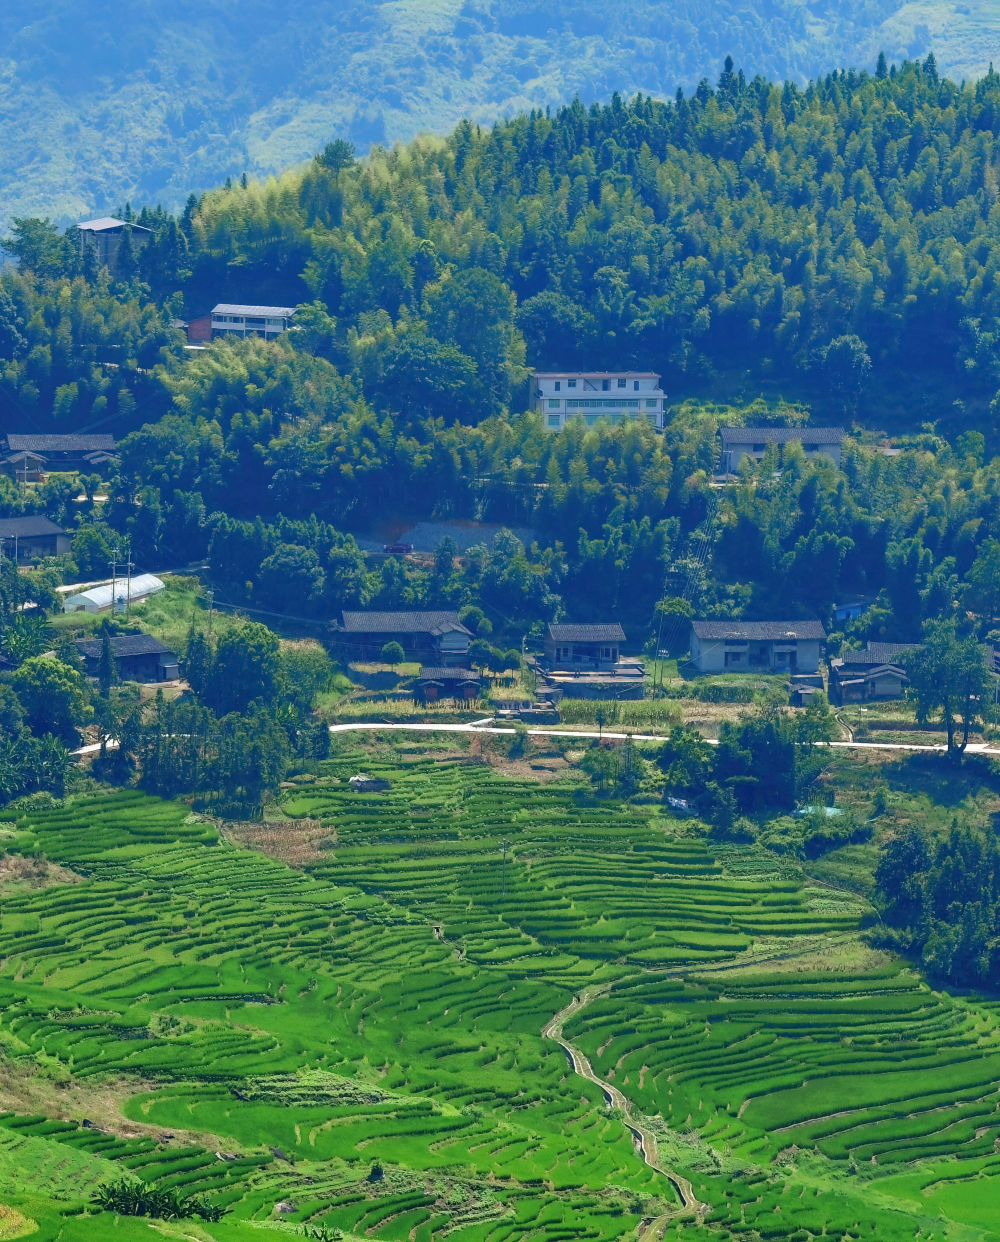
left=532, top=371, right=666, bottom=430
left=211, top=304, right=296, bottom=339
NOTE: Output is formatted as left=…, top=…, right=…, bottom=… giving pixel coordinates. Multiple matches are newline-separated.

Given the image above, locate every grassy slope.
left=0, top=0, right=961, bottom=230
left=0, top=741, right=998, bottom=1236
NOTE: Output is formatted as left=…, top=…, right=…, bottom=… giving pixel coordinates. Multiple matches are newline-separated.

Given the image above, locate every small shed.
left=75, top=633, right=180, bottom=682
left=348, top=774, right=391, bottom=793
left=415, top=667, right=482, bottom=702
left=62, top=573, right=165, bottom=614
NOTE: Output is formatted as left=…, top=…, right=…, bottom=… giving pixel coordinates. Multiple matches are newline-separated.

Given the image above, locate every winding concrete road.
left=542, top=990, right=708, bottom=1236
left=325, top=719, right=1000, bottom=754
left=74, top=717, right=1000, bottom=757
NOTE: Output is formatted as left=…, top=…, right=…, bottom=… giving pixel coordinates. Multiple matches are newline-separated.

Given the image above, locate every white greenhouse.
left=62, top=574, right=166, bottom=614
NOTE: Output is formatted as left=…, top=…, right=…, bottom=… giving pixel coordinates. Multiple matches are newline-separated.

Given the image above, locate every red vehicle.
left=383, top=542, right=414, bottom=554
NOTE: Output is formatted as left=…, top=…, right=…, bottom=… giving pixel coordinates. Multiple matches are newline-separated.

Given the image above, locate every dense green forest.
left=0, top=0, right=951, bottom=229
left=7, top=63, right=1000, bottom=645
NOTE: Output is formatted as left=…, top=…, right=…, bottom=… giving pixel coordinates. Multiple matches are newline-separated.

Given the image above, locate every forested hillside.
left=0, top=0, right=971, bottom=228
left=6, top=63, right=1000, bottom=642
left=10, top=59, right=1000, bottom=429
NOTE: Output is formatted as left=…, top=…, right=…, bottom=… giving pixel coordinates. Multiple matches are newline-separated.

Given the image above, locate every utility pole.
left=123, top=541, right=135, bottom=614
left=108, top=544, right=120, bottom=615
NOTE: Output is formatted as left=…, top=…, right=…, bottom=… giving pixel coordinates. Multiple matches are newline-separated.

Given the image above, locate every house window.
left=618, top=377, right=627, bottom=388
left=548, top=399, right=560, bottom=408
left=602, top=379, right=609, bottom=391
left=633, top=380, right=639, bottom=390
left=547, top=415, right=560, bottom=427
left=554, top=380, right=561, bottom=391
left=645, top=398, right=658, bottom=408
left=567, top=378, right=577, bottom=388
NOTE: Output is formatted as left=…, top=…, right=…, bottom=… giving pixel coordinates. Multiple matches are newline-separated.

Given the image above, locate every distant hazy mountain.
left=0, top=0, right=988, bottom=227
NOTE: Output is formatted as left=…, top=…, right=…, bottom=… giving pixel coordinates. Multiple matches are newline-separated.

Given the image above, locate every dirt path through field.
left=542, top=990, right=707, bottom=1237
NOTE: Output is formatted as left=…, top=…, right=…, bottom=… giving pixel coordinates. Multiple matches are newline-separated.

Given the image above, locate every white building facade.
left=211, top=304, right=296, bottom=340
left=531, top=372, right=666, bottom=430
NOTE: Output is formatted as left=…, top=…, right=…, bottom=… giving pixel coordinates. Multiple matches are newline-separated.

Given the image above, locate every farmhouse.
left=828, top=642, right=918, bottom=704
left=545, top=623, right=626, bottom=668
left=690, top=619, right=826, bottom=675
left=0, top=515, right=70, bottom=560
left=532, top=371, right=666, bottom=430
left=75, top=633, right=180, bottom=683
left=76, top=217, right=151, bottom=267
left=211, top=304, right=296, bottom=340
left=337, top=610, right=472, bottom=666
left=415, top=667, right=482, bottom=702
left=62, top=573, right=166, bottom=614
left=4, top=433, right=117, bottom=476
left=719, top=426, right=845, bottom=473
left=538, top=622, right=646, bottom=699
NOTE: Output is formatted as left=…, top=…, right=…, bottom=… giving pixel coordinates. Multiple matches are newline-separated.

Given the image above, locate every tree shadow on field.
left=881, top=753, right=1000, bottom=811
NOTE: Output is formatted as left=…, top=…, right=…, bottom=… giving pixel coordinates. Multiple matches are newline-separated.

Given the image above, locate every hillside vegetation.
left=0, top=0, right=979, bottom=228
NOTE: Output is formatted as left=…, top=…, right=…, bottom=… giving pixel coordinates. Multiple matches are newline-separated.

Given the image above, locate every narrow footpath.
left=542, top=990, right=708, bottom=1237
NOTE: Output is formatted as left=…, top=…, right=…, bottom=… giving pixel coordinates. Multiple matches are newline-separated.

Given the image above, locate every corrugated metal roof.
left=212, top=304, right=297, bottom=318
left=77, top=217, right=151, bottom=233
left=0, top=515, right=64, bottom=538
left=548, top=623, right=626, bottom=643
left=692, top=619, right=827, bottom=641
left=720, top=426, right=845, bottom=445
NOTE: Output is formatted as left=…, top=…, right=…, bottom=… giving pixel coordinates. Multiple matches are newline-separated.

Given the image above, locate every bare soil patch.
left=223, top=818, right=330, bottom=867
left=0, top=856, right=84, bottom=889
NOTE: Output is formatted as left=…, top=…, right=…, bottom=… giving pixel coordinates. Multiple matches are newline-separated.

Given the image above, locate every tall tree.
left=903, top=620, right=991, bottom=757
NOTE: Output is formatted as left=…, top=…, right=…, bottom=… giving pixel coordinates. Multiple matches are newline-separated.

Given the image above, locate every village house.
left=0, top=515, right=70, bottom=561
left=75, top=633, right=180, bottom=683
left=828, top=642, right=919, bottom=705
left=545, top=623, right=626, bottom=668
left=337, top=610, right=472, bottom=666
left=415, top=667, right=483, bottom=703
left=690, top=619, right=826, bottom=675
left=531, top=371, right=666, bottom=430
left=211, top=304, right=296, bottom=340
left=3, top=434, right=117, bottom=478
left=718, top=426, right=845, bottom=473
left=76, top=217, right=151, bottom=266
left=538, top=622, right=646, bottom=699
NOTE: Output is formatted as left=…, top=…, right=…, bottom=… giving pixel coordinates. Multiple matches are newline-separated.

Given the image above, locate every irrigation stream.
left=541, top=990, right=707, bottom=1237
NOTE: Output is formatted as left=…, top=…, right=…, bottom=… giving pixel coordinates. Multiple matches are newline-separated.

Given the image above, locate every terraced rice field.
left=0, top=746, right=998, bottom=1238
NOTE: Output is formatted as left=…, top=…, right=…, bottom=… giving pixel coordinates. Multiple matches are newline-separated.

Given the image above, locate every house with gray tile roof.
left=690, top=619, right=826, bottom=675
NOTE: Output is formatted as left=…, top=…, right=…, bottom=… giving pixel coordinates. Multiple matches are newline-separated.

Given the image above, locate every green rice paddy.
left=0, top=744, right=998, bottom=1238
